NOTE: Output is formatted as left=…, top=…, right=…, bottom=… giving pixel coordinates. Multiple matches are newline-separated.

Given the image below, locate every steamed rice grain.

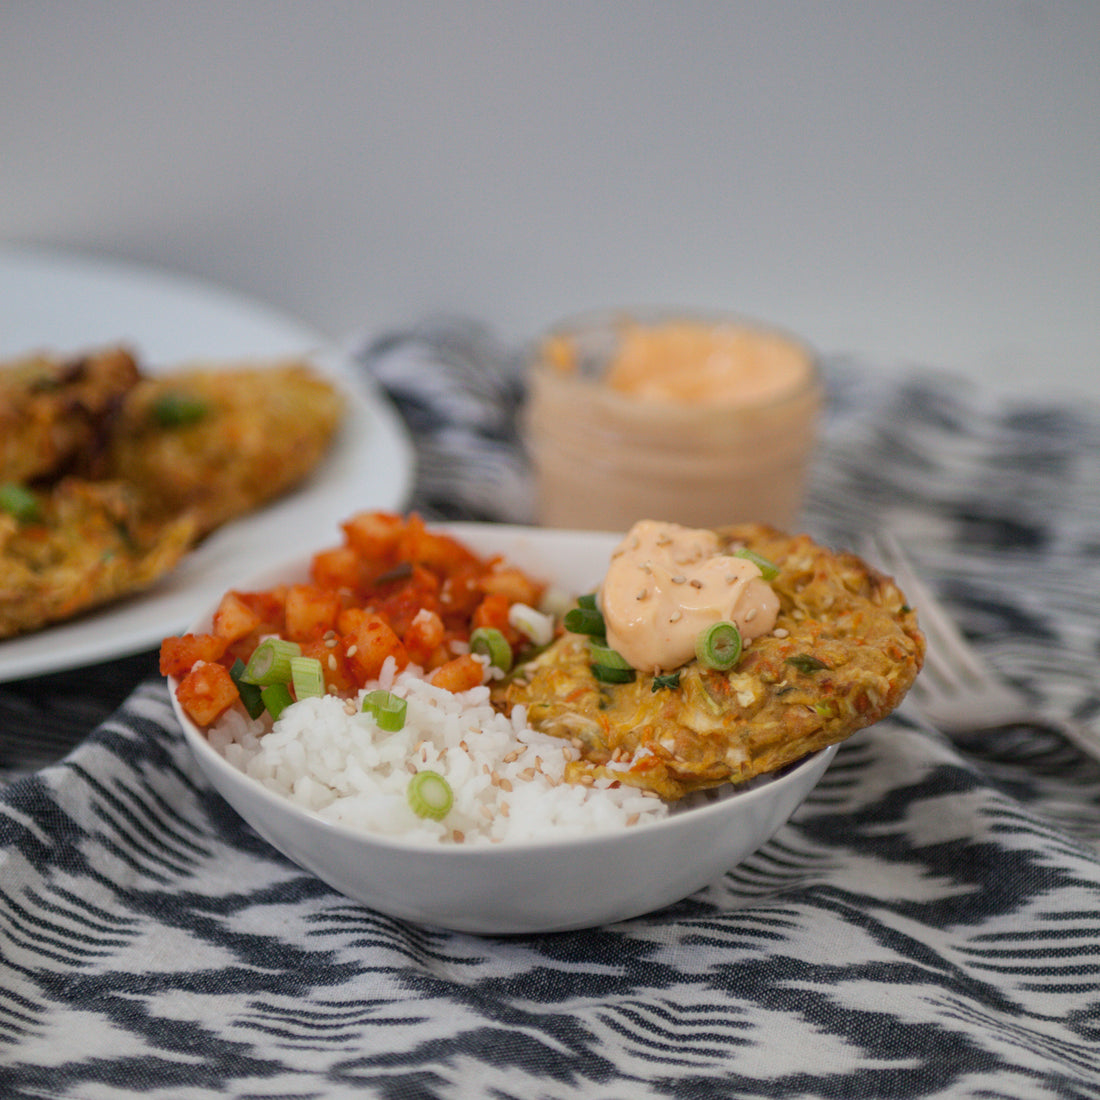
left=208, top=656, right=668, bottom=844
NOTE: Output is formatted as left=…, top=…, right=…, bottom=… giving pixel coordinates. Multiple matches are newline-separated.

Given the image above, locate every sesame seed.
left=626, top=813, right=640, bottom=826
left=745, top=608, right=757, bottom=621
left=499, top=777, right=513, bottom=792
left=503, top=750, right=520, bottom=763
left=636, top=588, right=648, bottom=600
left=671, top=575, right=686, bottom=584
left=346, top=644, right=358, bottom=657
left=327, top=654, right=338, bottom=671
left=579, top=774, right=595, bottom=786
left=774, top=627, right=789, bottom=637
left=689, top=578, right=704, bottom=589
left=669, top=610, right=682, bottom=623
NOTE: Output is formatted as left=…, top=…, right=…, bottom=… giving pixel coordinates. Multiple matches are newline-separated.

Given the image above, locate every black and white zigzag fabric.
left=1, top=321, right=1099, bottom=1099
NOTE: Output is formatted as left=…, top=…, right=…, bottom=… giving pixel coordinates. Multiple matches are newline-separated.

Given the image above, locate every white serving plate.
left=0, top=245, right=414, bottom=681
left=170, top=522, right=835, bottom=934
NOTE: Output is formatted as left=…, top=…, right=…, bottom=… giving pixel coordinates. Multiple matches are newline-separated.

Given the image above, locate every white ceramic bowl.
left=170, top=523, right=836, bottom=934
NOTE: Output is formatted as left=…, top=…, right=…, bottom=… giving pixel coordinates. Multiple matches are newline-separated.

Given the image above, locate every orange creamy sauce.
left=600, top=321, right=810, bottom=405
left=599, top=520, right=779, bottom=671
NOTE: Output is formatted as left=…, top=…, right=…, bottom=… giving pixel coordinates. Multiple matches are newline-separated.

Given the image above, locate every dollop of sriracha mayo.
left=599, top=520, right=779, bottom=672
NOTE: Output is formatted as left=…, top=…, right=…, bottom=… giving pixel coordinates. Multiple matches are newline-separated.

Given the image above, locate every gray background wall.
left=2, top=1, right=1096, bottom=398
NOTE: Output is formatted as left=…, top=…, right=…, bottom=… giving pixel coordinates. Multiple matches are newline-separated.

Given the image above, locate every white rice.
left=206, top=655, right=668, bottom=845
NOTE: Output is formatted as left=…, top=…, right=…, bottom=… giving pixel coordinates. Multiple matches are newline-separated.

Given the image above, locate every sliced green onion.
left=261, top=682, right=294, bottom=721
left=592, top=664, right=636, bottom=684
left=361, top=689, right=408, bottom=732
left=787, top=653, right=830, bottom=674
left=407, top=770, right=454, bottom=821
left=230, top=658, right=265, bottom=719
left=469, top=626, right=513, bottom=672
left=0, top=483, right=40, bottom=522
left=576, top=593, right=598, bottom=610
left=507, top=602, right=555, bottom=646
left=695, top=620, right=743, bottom=671
left=372, top=561, right=414, bottom=586
left=290, top=655, right=325, bottom=699
left=732, top=548, right=780, bottom=581
left=564, top=606, right=605, bottom=636
left=241, top=638, right=301, bottom=686
left=587, top=641, right=631, bottom=670
left=652, top=670, right=682, bottom=692
left=152, top=391, right=209, bottom=427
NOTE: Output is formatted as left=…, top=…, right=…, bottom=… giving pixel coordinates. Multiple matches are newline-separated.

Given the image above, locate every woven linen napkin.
left=0, top=320, right=1098, bottom=1099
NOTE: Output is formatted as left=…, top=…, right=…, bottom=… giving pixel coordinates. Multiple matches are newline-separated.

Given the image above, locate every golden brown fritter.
left=101, top=362, right=345, bottom=537
left=0, top=478, right=196, bottom=638
left=0, top=349, right=345, bottom=639
left=0, top=346, right=141, bottom=484
left=499, top=524, right=924, bottom=800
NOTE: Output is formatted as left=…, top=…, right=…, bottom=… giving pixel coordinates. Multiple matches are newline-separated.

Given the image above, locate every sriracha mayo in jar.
left=522, top=310, right=823, bottom=531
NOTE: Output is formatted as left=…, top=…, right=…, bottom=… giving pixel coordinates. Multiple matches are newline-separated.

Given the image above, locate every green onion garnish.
left=407, top=770, right=454, bottom=821
left=576, top=593, right=598, bottom=610
left=261, top=682, right=294, bottom=721
left=592, top=664, right=636, bottom=684
left=361, top=689, right=408, bottom=732
left=587, top=641, right=631, bottom=670
left=787, top=654, right=829, bottom=674
left=241, top=638, right=301, bottom=686
left=0, top=483, right=40, bottom=522
left=230, top=658, right=265, bottom=719
left=564, top=606, right=605, bottom=636
left=507, top=602, right=554, bottom=646
left=652, top=671, right=681, bottom=692
left=732, top=548, right=780, bottom=581
left=469, top=626, right=513, bottom=672
left=152, top=391, right=209, bottom=427
left=695, top=620, right=743, bottom=671
left=290, top=655, right=325, bottom=699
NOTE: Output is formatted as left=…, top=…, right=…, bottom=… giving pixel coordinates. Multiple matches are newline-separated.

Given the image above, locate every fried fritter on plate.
left=0, top=478, right=196, bottom=638
left=499, top=524, right=925, bottom=800
left=0, top=346, right=141, bottom=483
left=0, top=348, right=346, bottom=640
left=101, top=362, right=344, bottom=537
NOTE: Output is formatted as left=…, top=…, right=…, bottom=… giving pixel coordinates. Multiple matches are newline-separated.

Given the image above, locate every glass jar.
left=522, top=309, right=823, bottom=532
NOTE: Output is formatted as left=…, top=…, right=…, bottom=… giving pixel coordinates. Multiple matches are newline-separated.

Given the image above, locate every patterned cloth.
left=1, top=318, right=1099, bottom=1099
